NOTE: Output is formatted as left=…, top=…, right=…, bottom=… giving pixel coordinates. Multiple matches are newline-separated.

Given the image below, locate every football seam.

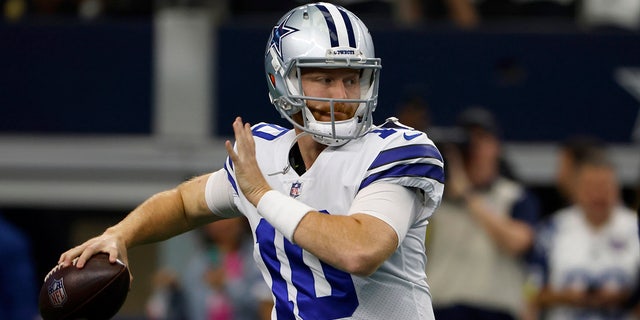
left=59, top=266, right=128, bottom=320
left=44, top=264, right=64, bottom=283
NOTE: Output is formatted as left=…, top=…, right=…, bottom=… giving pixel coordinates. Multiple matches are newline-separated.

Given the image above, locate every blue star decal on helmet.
left=269, top=13, right=299, bottom=60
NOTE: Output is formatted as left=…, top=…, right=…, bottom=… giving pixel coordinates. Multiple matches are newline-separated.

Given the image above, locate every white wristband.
left=257, top=190, right=314, bottom=242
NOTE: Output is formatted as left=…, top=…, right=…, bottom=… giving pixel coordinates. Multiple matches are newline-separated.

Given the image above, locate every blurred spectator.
left=426, top=106, right=540, bottom=320
left=3, top=0, right=26, bottom=21
left=147, top=217, right=272, bottom=320
left=146, top=269, right=189, bottom=320
left=0, top=213, right=39, bottom=320
left=553, top=135, right=606, bottom=212
left=420, top=0, right=480, bottom=28
left=529, top=151, right=640, bottom=319
left=198, top=217, right=272, bottom=320
left=621, top=161, right=640, bottom=316
left=443, top=0, right=481, bottom=27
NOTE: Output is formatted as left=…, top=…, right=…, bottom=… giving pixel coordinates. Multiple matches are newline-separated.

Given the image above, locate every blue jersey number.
left=256, top=219, right=359, bottom=319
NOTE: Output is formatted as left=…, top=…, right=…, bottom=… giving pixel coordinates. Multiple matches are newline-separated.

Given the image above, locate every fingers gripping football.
left=58, top=232, right=131, bottom=281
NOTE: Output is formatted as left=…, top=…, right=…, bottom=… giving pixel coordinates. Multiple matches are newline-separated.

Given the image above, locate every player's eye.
left=344, top=78, right=358, bottom=86
left=306, top=75, right=330, bottom=84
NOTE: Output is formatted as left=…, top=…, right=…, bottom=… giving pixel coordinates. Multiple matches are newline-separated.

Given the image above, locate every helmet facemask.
left=274, top=57, right=380, bottom=147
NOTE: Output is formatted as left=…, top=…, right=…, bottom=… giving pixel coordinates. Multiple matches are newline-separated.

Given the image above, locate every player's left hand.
left=225, top=117, right=272, bottom=206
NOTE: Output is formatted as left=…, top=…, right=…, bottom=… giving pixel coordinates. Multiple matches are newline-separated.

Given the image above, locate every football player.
left=59, top=2, right=445, bottom=319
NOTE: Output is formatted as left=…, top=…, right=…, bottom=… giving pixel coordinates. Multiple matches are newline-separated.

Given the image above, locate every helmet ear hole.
left=285, top=64, right=302, bottom=96
left=269, top=73, right=276, bottom=87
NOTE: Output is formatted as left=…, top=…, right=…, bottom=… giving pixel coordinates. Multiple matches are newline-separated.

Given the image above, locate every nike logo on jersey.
left=403, top=132, right=422, bottom=140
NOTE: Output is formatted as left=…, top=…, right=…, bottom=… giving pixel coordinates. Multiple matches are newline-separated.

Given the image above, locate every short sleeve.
left=348, top=183, right=423, bottom=246
left=205, top=169, right=242, bottom=218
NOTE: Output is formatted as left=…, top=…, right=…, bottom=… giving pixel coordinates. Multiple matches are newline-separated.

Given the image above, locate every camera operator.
left=426, top=106, right=540, bottom=320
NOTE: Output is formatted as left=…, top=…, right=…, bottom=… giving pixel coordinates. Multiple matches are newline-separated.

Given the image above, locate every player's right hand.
left=225, top=116, right=272, bottom=206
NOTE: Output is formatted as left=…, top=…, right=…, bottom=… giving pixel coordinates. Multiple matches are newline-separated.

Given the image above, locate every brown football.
left=39, top=253, right=130, bottom=320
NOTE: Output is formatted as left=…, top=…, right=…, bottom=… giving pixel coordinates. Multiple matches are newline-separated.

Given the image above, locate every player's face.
left=300, top=68, right=361, bottom=122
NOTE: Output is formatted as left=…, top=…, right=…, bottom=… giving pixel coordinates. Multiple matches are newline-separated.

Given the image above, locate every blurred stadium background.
left=0, top=0, right=639, bottom=318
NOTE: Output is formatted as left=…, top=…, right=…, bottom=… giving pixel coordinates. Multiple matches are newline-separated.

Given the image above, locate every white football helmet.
left=264, top=2, right=382, bottom=146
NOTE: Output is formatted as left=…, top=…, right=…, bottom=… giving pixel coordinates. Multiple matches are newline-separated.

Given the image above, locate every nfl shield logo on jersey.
left=48, top=278, right=68, bottom=307
left=290, top=181, right=302, bottom=198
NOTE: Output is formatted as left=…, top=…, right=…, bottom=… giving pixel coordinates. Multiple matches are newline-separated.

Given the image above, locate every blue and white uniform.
left=205, top=118, right=444, bottom=319
left=531, top=205, right=640, bottom=320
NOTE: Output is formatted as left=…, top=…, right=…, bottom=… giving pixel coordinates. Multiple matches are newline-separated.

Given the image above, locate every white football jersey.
left=533, top=205, right=640, bottom=320
left=221, top=118, right=444, bottom=320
